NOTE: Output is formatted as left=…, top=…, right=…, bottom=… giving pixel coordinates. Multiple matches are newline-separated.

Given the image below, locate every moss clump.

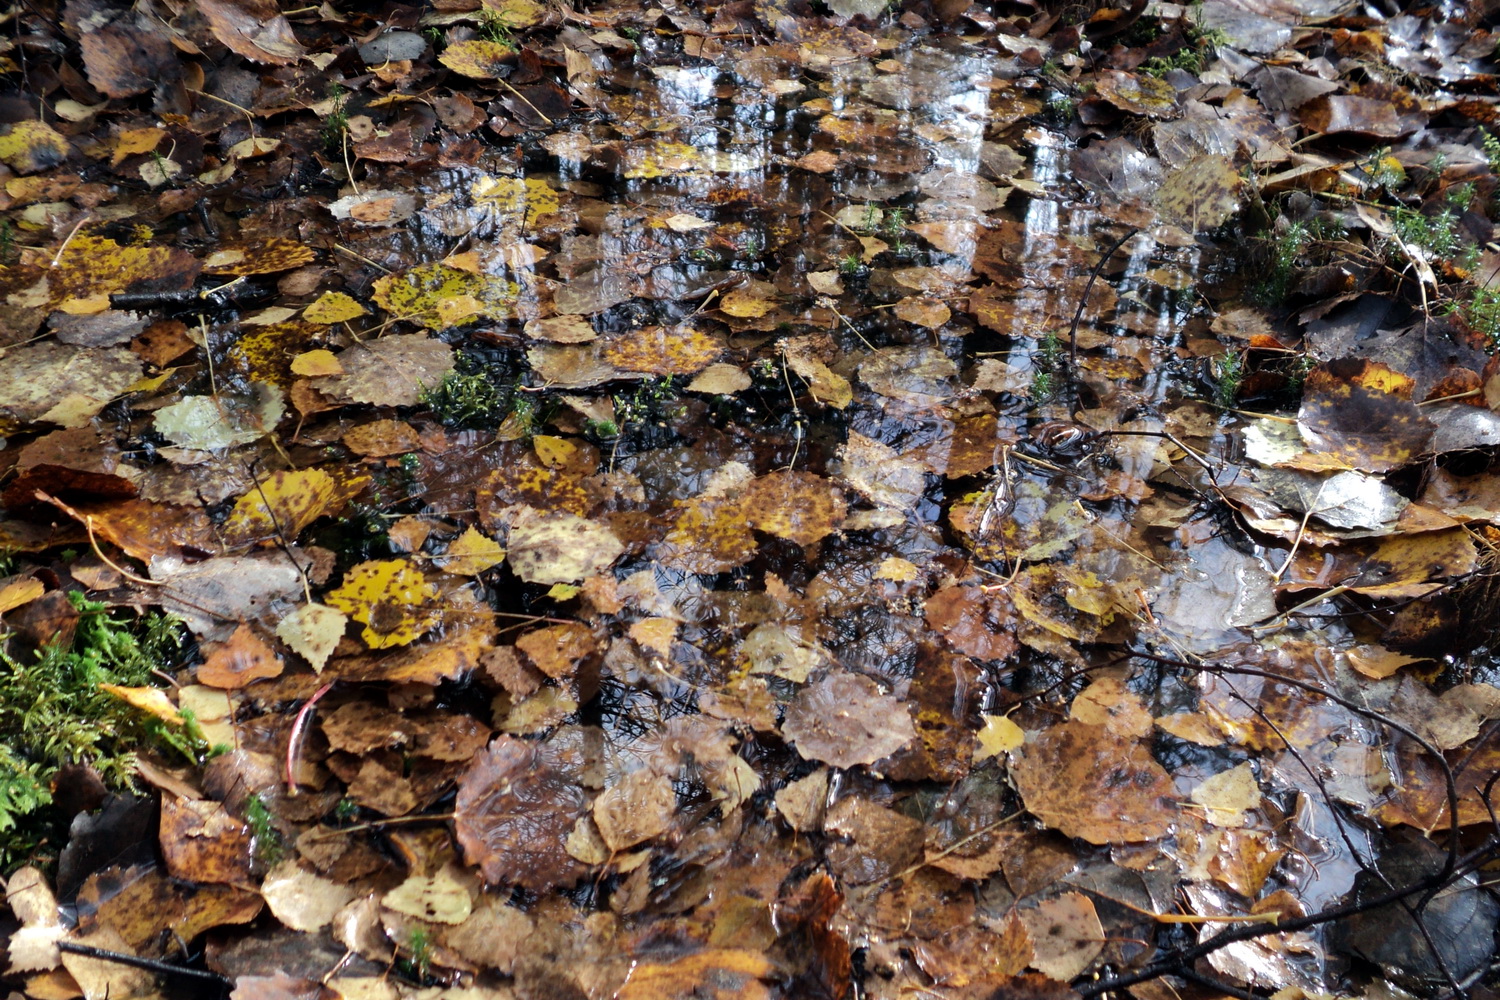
left=0, top=594, right=186, bottom=872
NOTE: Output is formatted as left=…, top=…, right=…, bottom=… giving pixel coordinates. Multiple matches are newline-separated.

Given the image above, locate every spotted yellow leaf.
left=325, top=559, right=440, bottom=649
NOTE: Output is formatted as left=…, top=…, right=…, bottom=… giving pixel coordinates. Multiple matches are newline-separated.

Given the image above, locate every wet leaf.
left=594, top=769, right=676, bottom=851
left=275, top=603, right=348, bottom=674
left=0, top=343, right=142, bottom=430
left=440, top=40, right=522, bottom=79
left=601, top=324, right=723, bottom=375
left=616, top=949, right=774, bottom=1000
left=382, top=870, right=472, bottom=925
left=739, top=470, right=845, bottom=546
left=198, top=624, right=283, bottom=689
left=1152, top=154, right=1243, bottom=231
left=515, top=623, right=596, bottom=679
left=0, top=121, right=68, bottom=174
left=782, top=672, right=916, bottom=769
left=324, top=559, right=440, bottom=649
left=1011, top=721, right=1176, bottom=844
left=198, top=0, right=307, bottom=64
left=1298, top=359, right=1435, bottom=472
left=506, top=508, right=623, bottom=584
left=1019, top=892, right=1104, bottom=982
left=310, top=334, right=454, bottom=407
left=455, top=736, right=590, bottom=890
left=437, top=526, right=507, bottom=576
left=975, top=715, right=1024, bottom=761
left=302, top=291, right=368, bottom=324
left=158, top=795, right=253, bottom=884
left=223, top=468, right=359, bottom=546
left=153, top=384, right=285, bottom=451
left=371, top=263, right=520, bottom=330
left=203, top=238, right=316, bottom=276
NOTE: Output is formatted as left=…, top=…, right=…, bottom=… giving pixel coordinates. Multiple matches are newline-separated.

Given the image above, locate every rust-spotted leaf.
left=222, top=468, right=360, bottom=546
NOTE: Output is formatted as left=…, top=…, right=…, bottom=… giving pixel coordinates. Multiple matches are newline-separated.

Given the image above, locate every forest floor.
left=4, top=0, right=1500, bottom=998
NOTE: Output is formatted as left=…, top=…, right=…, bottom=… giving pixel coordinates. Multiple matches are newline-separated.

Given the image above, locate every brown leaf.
left=455, top=736, right=590, bottom=890
left=593, top=769, right=677, bottom=852
left=515, top=623, right=597, bottom=679
left=739, top=469, right=846, bottom=546
left=925, top=585, right=1019, bottom=661
left=1019, top=892, right=1104, bottom=981
left=197, top=0, right=307, bottom=65
left=158, top=795, right=254, bottom=884
left=1298, top=359, right=1435, bottom=472
left=781, top=672, right=916, bottom=769
left=616, top=949, right=775, bottom=1000
left=197, top=624, right=283, bottom=689
left=1011, top=721, right=1176, bottom=844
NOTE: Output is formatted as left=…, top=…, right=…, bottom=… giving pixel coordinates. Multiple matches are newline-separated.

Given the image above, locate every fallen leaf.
left=781, top=672, right=916, bottom=769
left=455, top=736, right=590, bottom=889
left=1011, top=721, right=1176, bottom=844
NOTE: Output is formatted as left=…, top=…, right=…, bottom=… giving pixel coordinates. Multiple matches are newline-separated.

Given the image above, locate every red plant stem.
left=285, top=681, right=334, bottom=795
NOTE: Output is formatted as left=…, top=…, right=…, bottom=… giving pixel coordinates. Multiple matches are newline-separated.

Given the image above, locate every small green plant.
left=1458, top=284, right=1500, bottom=350
left=1211, top=350, right=1243, bottom=408
left=477, top=9, right=517, bottom=46
left=1252, top=219, right=1311, bottom=304
left=1484, top=131, right=1500, bottom=175
left=334, top=796, right=359, bottom=823
left=400, top=926, right=434, bottom=981
left=245, top=792, right=284, bottom=866
left=838, top=253, right=862, bottom=275
left=882, top=207, right=907, bottom=238
left=1029, top=332, right=1065, bottom=402
left=1044, top=93, right=1077, bottom=121
left=420, top=368, right=507, bottom=430
left=321, top=83, right=351, bottom=152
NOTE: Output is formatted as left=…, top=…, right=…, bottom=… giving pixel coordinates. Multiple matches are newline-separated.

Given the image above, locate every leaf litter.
left=3, top=1, right=1500, bottom=999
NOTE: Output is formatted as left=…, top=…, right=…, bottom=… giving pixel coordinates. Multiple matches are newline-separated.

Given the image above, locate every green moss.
left=0, top=594, right=187, bottom=873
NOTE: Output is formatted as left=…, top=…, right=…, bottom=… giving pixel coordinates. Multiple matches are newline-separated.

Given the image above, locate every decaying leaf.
left=276, top=603, right=348, bottom=674
left=455, top=736, right=590, bottom=889
left=1011, top=721, right=1176, bottom=844
left=782, top=672, right=916, bottom=769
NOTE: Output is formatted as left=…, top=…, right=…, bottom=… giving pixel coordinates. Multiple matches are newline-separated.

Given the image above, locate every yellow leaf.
left=439, top=40, right=521, bottom=79
left=100, top=684, right=181, bottom=724
left=439, top=526, right=506, bottom=576
left=0, top=578, right=44, bottom=614
left=471, top=175, right=561, bottom=228
left=275, top=603, right=347, bottom=675
left=111, top=127, right=165, bottom=166
left=303, top=291, right=368, bottom=324
left=325, top=559, right=440, bottom=649
left=290, top=349, right=343, bottom=377
left=372, top=262, right=520, bottom=330
left=0, top=120, right=69, bottom=174
left=629, top=617, right=677, bottom=657
left=222, top=468, right=357, bottom=546
left=532, top=435, right=578, bottom=469
left=974, top=715, right=1024, bottom=761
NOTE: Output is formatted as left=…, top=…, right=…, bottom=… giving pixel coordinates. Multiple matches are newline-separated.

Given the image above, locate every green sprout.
left=245, top=793, right=284, bottom=866
left=1211, top=350, right=1243, bottom=408
left=321, top=83, right=351, bottom=152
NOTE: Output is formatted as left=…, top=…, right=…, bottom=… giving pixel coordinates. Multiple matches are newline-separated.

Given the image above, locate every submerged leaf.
left=782, top=672, right=915, bottom=769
